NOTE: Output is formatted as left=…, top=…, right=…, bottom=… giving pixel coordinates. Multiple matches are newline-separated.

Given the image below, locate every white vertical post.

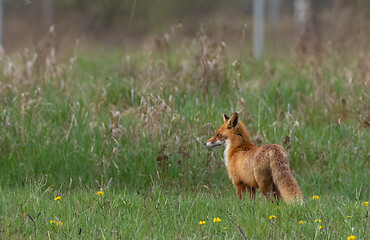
left=268, top=0, right=280, bottom=29
left=0, top=0, right=3, bottom=47
left=253, top=0, right=264, bottom=60
left=294, top=0, right=309, bottom=35
left=42, top=0, right=53, bottom=30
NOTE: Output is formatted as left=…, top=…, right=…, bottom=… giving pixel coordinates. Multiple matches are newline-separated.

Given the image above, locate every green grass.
left=0, top=181, right=368, bottom=239
left=0, top=32, right=369, bottom=239
left=0, top=179, right=369, bottom=239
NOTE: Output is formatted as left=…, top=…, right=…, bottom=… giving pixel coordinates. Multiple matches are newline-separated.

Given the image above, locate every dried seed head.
left=111, top=128, right=122, bottom=140
left=21, top=92, right=30, bottom=116
left=35, top=87, right=41, bottom=96
left=284, top=135, right=291, bottom=149
left=112, top=111, right=120, bottom=124
left=99, top=122, right=106, bottom=136
left=232, top=59, right=241, bottom=69
left=363, top=116, right=370, bottom=128
left=254, top=135, right=263, bottom=145
left=113, top=147, right=119, bottom=153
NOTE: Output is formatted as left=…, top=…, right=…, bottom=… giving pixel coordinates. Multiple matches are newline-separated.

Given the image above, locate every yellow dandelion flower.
left=347, top=235, right=356, bottom=240
left=56, top=221, right=63, bottom=226
left=269, top=215, right=277, bottom=220
left=361, top=201, right=368, bottom=206
left=298, top=220, right=307, bottom=224
left=347, top=216, right=351, bottom=219
left=97, top=191, right=104, bottom=196
left=213, top=217, right=221, bottom=223
left=223, top=227, right=227, bottom=230
left=54, top=196, right=61, bottom=201
left=312, top=195, right=319, bottom=200
left=318, top=225, right=322, bottom=230
left=314, top=219, right=321, bottom=223
left=50, top=220, right=55, bottom=224
left=199, top=220, right=206, bottom=225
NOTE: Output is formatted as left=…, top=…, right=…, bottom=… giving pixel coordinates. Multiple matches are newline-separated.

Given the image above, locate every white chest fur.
left=223, top=139, right=230, bottom=166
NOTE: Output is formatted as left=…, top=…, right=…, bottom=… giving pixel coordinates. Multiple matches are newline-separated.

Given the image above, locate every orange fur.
left=205, top=113, right=303, bottom=204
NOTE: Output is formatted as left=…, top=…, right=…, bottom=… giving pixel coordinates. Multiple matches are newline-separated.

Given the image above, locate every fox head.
left=205, top=112, right=252, bottom=149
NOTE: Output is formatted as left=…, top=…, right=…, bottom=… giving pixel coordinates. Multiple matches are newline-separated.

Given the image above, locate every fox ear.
left=222, top=114, right=230, bottom=123
left=227, top=112, right=239, bottom=129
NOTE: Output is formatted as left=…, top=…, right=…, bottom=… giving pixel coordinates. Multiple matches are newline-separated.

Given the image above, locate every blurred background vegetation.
left=2, top=0, right=369, bottom=55
left=0, top=0, right=368, bottom=192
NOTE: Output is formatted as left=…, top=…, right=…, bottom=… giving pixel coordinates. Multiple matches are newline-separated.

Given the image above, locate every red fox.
left=205, top=113, right=303, bottom=204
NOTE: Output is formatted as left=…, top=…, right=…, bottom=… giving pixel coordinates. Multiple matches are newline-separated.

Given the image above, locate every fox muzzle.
left=205, top=140, right=224, bottom=149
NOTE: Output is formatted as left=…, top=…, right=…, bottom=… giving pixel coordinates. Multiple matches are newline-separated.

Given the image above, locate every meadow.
left=0, top=30, right=369, bottom=239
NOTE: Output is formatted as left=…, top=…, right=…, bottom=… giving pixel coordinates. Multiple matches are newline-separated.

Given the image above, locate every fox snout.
left=205, top=138, right=225, bottom=149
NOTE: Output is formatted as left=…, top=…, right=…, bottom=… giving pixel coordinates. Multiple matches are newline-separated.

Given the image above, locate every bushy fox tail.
left=270, top=157, right=304, bottom=204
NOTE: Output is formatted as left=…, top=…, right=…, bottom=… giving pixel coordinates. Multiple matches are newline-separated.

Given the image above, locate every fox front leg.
left=273, top=184, right=281, bottom=201
left=236, top=184, right=247, bottom=199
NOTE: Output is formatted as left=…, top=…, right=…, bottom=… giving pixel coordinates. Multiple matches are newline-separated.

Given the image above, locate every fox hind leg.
left=257, top=181, right=273, bottom=200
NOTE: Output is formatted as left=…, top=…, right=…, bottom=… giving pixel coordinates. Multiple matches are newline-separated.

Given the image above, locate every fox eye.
left=217, top=134, right=221, bottom=137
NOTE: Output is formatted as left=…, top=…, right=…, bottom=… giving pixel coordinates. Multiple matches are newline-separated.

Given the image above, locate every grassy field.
left=0, top=32, right=369, bottom=239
